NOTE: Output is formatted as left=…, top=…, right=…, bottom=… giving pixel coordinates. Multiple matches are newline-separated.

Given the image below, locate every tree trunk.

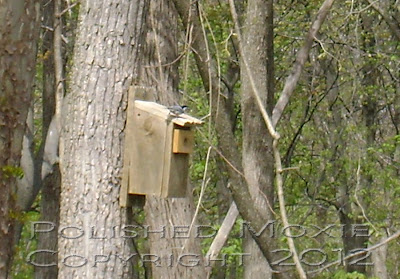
left=371, top=236, right=388, bottom=279
left=58, top=0, right=147, bottom=278
left=35, top=1, right=60, bottom=278
left=139, top=1, right=207, bottom=278
left=0, top=1, right=40, bottom=277
left=240, top=0, right=275, bottom=278
left=338, top=10, right=379, bottom=275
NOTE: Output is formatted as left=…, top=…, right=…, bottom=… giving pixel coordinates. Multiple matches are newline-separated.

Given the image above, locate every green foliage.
left=10, top=211, right=40, bottom=279
left=9, top=0, right=400, bottom=278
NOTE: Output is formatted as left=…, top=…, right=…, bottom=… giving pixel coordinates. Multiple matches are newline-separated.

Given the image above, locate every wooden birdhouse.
left=120, top=94, right=203, bottom=206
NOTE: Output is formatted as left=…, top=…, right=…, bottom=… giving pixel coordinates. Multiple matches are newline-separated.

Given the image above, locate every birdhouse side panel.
left=160, top=123, right=189, bottom=198
left=165, top=153, right=189, bottom=197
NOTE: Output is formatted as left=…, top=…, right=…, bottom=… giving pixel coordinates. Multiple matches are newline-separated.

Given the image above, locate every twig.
left=273, top=139, right=307, bottom=279
left=182, top=146, right=212, bottom=253
left=58, top=1, right=79, bottom=17
left=354, top=157, right=379, bottom=233
left=212, top=147, right=244, bottom=178
left=197, top=2, right=216, bottom=138
left=280, top=166, right=300, bottom=172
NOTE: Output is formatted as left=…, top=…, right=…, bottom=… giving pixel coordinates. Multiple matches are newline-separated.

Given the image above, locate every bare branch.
left=59, top=1, right=78, bottom=17
left=273, top=139, right=307, bottom=279
left=184, top=146, right=213, bottom=253
left=205, top=201, right=239, bottom=278
left=42, top=0, right=65, bottom=180
left=54, top=0, right=65, bottom=116
left=272, top=0, right=335, bottom=127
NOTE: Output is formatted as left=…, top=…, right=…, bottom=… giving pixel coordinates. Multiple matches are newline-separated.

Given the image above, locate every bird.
left=168, top=105, right=188, bottom=116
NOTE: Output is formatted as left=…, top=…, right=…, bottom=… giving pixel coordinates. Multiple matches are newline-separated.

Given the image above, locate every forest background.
left=1, top=0, right=399, bottom=278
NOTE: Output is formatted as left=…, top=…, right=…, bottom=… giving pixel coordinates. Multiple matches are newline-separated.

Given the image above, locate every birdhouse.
left=120, top=98, right=203, bottom=206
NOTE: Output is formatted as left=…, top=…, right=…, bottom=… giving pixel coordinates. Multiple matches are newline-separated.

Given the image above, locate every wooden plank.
left=167, top=152, right=189, bottom=197
left=129, top=108, right=167, bottom=195
left=172, top=129, right=194, bottom=154
left=122, top=93, right=202, bottom=201
left=161, top=121, right=173, bottom=198
left=162, top=124, right=189, bottom=198
left=135, top=100, right=204, bottom=126
left=172, top=114, right=203, bottom=126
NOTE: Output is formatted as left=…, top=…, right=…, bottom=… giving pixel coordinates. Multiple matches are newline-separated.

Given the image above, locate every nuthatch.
left=168, top=105, right=188, bottom=116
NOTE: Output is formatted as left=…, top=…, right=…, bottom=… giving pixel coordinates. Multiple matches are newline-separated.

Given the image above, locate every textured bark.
left=335, top=11, right=380, bottom=275
left=58, top=0, right=147, bottom=278
left=0, top=1, right=40, bottom=277
left=240, top=0, right=275, bottom=278
left=139, top=1, right=206, bottom=278
left=35, top=170, right=61, bottom=279
left=317, top=51, right=370, bottom=275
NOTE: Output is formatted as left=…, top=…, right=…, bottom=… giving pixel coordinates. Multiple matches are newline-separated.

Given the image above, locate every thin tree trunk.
left=58, top=0, right=147, bottom=277
left=0, top=1, right=40, bottom=277
left=339, top=10, right=379, bottom=275
left=172, top=1, right=291, bottom=278
left=240, top=0, right=275, bottom=278
left=371, top=236, right=388, bottom=279
left=35, top=1, right=60, bottom=278
left=139, top=1, right=207, bottom=278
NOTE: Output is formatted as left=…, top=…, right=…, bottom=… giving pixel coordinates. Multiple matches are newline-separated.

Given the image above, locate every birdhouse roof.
left=134, top=100, right=203, bottom=127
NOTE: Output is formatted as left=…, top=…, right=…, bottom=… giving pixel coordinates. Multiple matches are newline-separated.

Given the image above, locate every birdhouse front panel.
left=172, top=128, right=194, bottom=154
left=128, top=107, right=168, bottom=196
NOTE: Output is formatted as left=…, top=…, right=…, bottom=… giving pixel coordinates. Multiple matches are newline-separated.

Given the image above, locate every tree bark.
left=58, top=0, right=147, bottom=278
left=240, top=0, right=275, bottom=278
left=0, top=1, right=40, bottom=277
